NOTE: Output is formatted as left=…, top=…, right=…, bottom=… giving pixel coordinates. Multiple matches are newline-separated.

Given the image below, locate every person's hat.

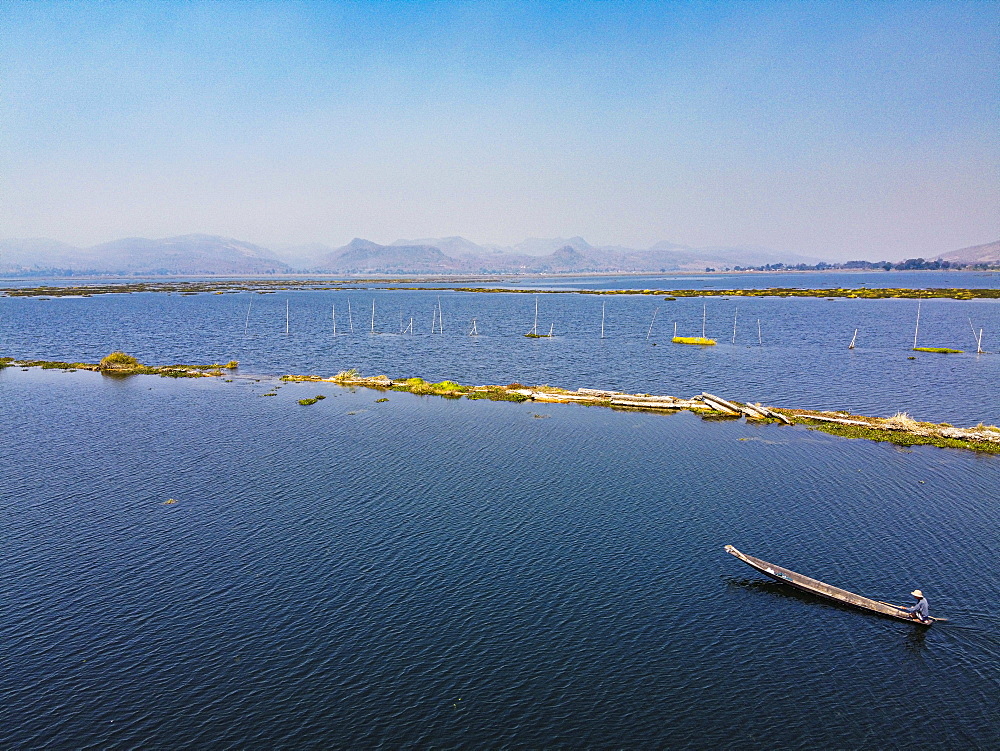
left=911, top=589, right=924, bottom=598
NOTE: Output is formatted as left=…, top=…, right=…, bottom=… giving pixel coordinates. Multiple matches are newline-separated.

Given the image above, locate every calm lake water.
left=3, top=273, right=999, bottom=748
left=1, top=367, right=997, bottom=749
left=1, top=273, right=998, bottom=424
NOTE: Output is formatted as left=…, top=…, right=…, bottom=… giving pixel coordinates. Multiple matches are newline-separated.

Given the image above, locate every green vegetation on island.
left=2, top=352, right=238, bottom=378
left=912, top=347, right=964, bottom=354
left=279, top=369, right=1000, bottom=454
left=3, top=278, right=1000, bottom=301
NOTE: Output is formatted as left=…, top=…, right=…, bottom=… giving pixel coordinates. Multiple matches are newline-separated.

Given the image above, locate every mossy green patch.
left=913, top=347, right=963, bottom=354
left=803, top=419, right=1000, bottom=453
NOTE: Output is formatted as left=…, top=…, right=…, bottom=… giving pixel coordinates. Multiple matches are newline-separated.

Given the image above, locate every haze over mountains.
left=0, top=234, right=996, bottom=277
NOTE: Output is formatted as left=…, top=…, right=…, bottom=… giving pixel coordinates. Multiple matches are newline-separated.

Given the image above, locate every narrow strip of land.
left=2, top=279, right=999, bottom=299
left=5, top=354, right=998, bottom=453
left=281, top=370, right=1000, bottom=454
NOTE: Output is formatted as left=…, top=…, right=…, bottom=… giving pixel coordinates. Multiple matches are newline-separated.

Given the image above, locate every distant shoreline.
left=2, top=277, right=999, bottom=299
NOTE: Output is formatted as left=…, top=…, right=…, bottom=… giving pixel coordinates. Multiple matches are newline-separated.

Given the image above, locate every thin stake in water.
left=371, top=298, right=375, bottom=334
left=285, top=299, right=289, bottom=335
left=757, top=319, right=762, bottom=346
left=646, top=307, right=658, bottom=340
left=969, top=318, right=984, bottom=354
left=470, top=318, right=479, bottom=336
left=347, top=298, right=354, bottom=333
left=849, top=329, right=857, bottom=349
left=437, top=297, right=444, bottom=334
left=601, top=302, right=606, bottom=339
left=732, top=306, right=738, bottom=345
left=702, top=303, right=707, bottom=339
left=332, top=304, right=337, bottom=336
left=913, top=300, right=921, bottom=349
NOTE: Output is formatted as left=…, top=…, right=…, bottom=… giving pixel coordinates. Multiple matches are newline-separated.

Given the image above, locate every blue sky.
left=1, top=0, right=997, bottom=259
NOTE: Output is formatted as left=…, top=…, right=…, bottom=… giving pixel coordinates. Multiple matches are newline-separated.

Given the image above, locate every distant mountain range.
left=1, top=233, right=996, bottom=276
left=935, top=240, right=1000, bottom=265
left=0, top=234, right=288, bottom=275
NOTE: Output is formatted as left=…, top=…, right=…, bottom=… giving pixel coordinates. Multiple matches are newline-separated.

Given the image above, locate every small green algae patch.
left=802, top=419, right=1000, bottom=454
left=3, top=352, right=239, bottom=378
left=672, top=336, right=717, bottom=345
left=913, top=347, right=963, bottom=354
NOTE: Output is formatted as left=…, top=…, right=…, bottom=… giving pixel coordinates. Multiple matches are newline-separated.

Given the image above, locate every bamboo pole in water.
left=371, top=299, right=375, bottom=334
left=332, top=304, right=337, bottom=336
left=285, top=300, right=289, bottom=335
left=757, top=319, right=762, bottom=346
left=437, top=297, right=444, bottom=334
left=702, top=303, right=707, bottom=338
left=969, top=318, right=985, bottom=353
left=849, top=329, right=857, bottom=349
left=347, top=298, right=354, bottom=333
left=646, top=308, right=658, bottom=340
left=732, top=306, right=738, bottom=344
left=913, top=300, right=921, bottom=349
left=601, top=302, right=606, bottom=339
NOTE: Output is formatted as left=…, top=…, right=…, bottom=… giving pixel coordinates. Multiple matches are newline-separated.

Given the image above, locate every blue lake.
left=1, top=275, right=998, bottom=424
left=1, top=367, right=997, bottom=749
left=2, top=274, right=999, bottom=748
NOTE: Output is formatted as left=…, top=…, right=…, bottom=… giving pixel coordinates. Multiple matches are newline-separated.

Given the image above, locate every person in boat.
left=905, top=590, right=931, bottom=623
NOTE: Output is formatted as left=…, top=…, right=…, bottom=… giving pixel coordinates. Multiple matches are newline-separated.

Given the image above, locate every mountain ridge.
left=2, top=233, right=996, bottom=276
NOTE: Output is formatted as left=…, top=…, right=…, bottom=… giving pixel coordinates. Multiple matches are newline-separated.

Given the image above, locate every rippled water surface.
left=2, top=277, right=998, bottom=424
left=2, top=367, right=998, bottom=749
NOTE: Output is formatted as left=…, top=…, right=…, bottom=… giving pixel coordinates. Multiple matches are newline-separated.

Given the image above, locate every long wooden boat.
left=725, top=545, right=938, bottom=625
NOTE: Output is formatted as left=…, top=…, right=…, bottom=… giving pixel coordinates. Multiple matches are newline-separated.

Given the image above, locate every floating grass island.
left=672, top=336, right=717, bottom=346
left=278, top=370, right=1000, bottom=454
left=6, top=353, right=999, bottom=454
left=1, top=352, right=238, bottom=378
left=3, top=279, right=999, bottom=300
left=913, top=347, right=964, bottom=354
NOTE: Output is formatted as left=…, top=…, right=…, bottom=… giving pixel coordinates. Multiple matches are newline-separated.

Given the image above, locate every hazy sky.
left=1, top=1, right=997, bottom=260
